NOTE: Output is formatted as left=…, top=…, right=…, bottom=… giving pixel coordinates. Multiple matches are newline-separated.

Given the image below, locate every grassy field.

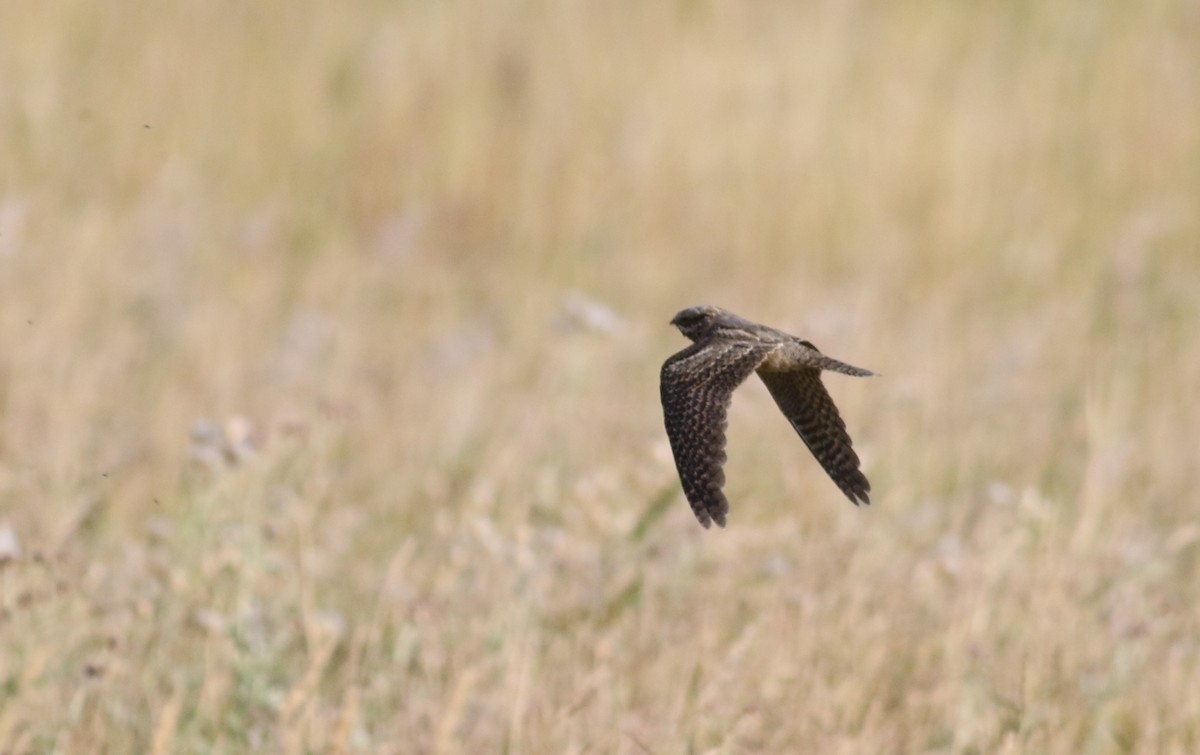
left=2, top=0, right=1199, bottom=752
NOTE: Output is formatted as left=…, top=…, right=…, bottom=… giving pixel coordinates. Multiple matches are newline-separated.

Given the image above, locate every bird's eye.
left=673, top=308, right=714, bottom=329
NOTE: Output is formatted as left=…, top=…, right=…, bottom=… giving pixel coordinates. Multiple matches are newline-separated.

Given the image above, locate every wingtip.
left=845, top=489, right=871, bottom=506
left=695, top=511, right=727, bottom=529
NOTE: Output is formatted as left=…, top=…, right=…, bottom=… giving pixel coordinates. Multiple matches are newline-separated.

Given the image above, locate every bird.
left=660, top=305, right=875, bottom=529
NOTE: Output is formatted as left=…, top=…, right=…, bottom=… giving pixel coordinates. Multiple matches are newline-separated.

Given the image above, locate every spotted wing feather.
left=660, top=340, right=775, bottom=528
left=757, top=368, right=871, bottom=505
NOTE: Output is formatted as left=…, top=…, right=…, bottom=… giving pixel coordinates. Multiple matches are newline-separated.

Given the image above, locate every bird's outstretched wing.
left=757, top=367, right=871, bottom=505
left=660, top=340, right=776, bottom=528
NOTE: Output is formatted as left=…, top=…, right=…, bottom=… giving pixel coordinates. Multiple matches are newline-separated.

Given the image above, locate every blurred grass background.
left=1, top=0, right=1199, bottom=752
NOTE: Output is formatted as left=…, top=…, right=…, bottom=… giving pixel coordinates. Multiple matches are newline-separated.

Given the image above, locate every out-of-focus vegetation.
left=1, top=1, right=1198, bottom=752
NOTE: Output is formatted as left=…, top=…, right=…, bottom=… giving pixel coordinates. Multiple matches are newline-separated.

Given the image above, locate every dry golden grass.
left=2, top=0, right=1199, bottom=752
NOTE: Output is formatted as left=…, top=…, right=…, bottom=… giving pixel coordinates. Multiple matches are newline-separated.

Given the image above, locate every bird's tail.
left=812, top=354, right=876, bottom=377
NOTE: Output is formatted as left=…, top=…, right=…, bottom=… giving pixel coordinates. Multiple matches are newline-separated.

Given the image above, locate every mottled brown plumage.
left=660, top=305, right=875, bottom=528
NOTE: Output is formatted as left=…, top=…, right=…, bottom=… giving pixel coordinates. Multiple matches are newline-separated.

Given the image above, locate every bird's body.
left=660, top=305, right=874, bottom=528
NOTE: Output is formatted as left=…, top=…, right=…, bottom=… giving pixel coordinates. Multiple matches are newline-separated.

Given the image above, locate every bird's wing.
left=660, top=339, right=776, bottom=528
left=757, top=367, right=871, bottom=505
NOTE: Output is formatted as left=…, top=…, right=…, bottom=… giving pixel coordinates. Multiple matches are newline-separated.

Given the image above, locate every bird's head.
left=670, top=305, right=730, bottom=341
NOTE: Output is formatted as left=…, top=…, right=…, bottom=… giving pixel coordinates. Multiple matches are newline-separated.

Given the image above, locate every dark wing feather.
left=757, top=368, right=871, bottom=505
left=660, top=340, right=775, bottom=528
